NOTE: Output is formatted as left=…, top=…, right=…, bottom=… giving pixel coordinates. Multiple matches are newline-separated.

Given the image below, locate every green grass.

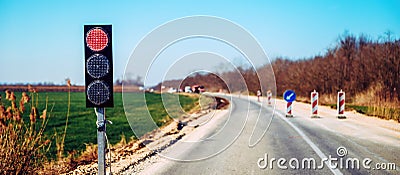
left=0, top=92, right=198, bottom=158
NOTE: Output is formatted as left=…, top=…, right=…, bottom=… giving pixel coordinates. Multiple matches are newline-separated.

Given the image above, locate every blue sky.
left=0, top=0, right=399, bottom=85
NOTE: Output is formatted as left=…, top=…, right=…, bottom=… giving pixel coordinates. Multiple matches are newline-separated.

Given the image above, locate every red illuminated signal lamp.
left=86, top=27, right=109, bottom=51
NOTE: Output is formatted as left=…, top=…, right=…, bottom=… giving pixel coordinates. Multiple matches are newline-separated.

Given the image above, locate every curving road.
left=135, top=95, right=399, bottom=175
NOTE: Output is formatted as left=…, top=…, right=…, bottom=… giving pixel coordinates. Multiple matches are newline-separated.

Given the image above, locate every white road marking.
left=276, top=112, right=343, bottom=175
left=242, top=95, right=342, bottom=174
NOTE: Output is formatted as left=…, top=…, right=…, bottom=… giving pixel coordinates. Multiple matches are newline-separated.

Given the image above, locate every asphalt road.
left=138, top=95, right=399, bottom=175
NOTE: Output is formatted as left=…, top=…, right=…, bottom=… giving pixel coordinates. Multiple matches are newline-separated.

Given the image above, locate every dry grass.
left=40, top=143, right=99, bottom=174
left=0, top=84, right=80, bottom=174
left=295, top=92, right=336, bottom=105
left=0, top=90, right=52, bottom=174
left=318, top=93, right=337, bottom=105
left=56, top=79, right=72, bottom=160
left=353, top=83, right=399, bottom=122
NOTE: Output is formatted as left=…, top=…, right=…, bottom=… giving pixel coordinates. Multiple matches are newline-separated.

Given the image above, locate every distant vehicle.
left=167, top=87, right=177, bottom=93
left=184, top=86, right=192, bottom=93
left=192, top=85, right=205, bottom=94
left=144, top=88, right=154, bottom=93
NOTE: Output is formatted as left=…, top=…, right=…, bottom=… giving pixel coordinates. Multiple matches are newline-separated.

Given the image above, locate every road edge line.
left=275, top=112, right=343, bottom=175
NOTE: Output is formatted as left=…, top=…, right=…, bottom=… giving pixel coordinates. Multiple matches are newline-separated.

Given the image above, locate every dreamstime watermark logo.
left=336, top=146, right=347, bottom=157
left=257, top=146, right=397, bottom=171
left=123, top=16, right=277, bottom=161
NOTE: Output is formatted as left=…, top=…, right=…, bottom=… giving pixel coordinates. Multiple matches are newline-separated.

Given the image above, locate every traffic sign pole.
left=95, top=107, right=106, bottom=175
left=286, top=102, right=293, bottom=117
left=283, top=90, right=296, bottom=117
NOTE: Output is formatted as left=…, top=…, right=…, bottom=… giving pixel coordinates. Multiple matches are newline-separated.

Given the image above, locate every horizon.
left=1, top=0, right=399, bottom=86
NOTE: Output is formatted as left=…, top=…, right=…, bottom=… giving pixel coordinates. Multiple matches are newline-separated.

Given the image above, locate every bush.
left=0, top=90, right=51, bottom=174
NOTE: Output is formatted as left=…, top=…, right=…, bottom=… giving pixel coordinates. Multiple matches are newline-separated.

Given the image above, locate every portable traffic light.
left=84, top=25, right=114, bottom=107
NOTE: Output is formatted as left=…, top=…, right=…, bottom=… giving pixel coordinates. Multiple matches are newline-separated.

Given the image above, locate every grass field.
left=0, top=91, right=199, bottom=158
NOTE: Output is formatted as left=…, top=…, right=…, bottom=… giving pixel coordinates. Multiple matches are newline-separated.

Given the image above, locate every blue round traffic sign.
left=283, top=90, right=296, bottom=102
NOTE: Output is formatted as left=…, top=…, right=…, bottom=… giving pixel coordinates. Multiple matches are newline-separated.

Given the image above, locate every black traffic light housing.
left=84, top=25, right=114, bottom=107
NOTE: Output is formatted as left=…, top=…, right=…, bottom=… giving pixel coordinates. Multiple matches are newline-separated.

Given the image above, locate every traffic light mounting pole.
left=84, top=24, right=113, bottom=175
left=95, top=107, right=106, bottom=175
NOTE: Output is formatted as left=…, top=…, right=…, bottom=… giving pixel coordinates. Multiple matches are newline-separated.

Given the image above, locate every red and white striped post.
left=311, top=90, right=319, bottom=118
left=267, top=91, right=272, bottom=105
left=286, top=102, right=293, bottom=117
left=337, top=89, right=346, bottom=119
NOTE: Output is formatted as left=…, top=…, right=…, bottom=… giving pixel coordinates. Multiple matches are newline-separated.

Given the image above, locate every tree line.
left=270, top=33, right=399, bottom=104
left=160, top=32, right=399, bottom=105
